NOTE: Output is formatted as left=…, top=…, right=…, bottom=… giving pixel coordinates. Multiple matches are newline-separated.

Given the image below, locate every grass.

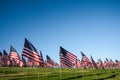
left=0, top=67, right=120, bottom=80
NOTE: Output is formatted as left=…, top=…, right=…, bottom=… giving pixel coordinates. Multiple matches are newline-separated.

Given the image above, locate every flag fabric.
left=2, top=50, right=10, bottom=66
left=91, top=56, right=98, bottom=69
left=115, top=60, right=120, bottom=68
left=9, top=45, right=20, bottom=66
left=27, top=58, right=34, bottom=67
left=39, top=51, right=44, bottom=67
left=0, top=51, right=2, bottom=56
left=46, top=55, right=59, bottom=67
left=0, top=51, right=2, bottom=65
left=22, top=38, right=42, bottom=67
left=59, top=46, right=77, bottom=68
left=97, top=58, right=104, bottom=69
left=81, top=51, right=92, bottom=68
left=106, top=58, right=109, bottom=62
left=81, top=52, right=90, bottom=62
left=104, top=58, right=111, bottom=68
left=19, top=56, right=26, bottom=67
left=109, top=59, right=115, bottom=68
left=76, top=59, right=82, bottom=68
left=2, top=50, right=8, bottom=65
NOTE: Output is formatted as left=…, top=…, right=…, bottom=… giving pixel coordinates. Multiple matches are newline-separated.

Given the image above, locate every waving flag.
left=20, top=56, right=26, bottom=67
left=9, top=45, right=20, bottom=66
left=91, top=56, right=98, bottom=69
left=76, top=59, right=82, bottom=68
left=22, top=38, right=42, bottom=66
left=97, top=58, right=104, bottom=69
left=0, top=51, right=2, bottom=65
left=2, top=50, right=10, bottom=66
left=109, top=59, right=115, bottom=68
left=59, top=46, right=77, bottom=68
left=39, top=51, right=44, bottom=67
left=0, top=52, right=2, bottom=56
left=46, top=55, right=59, bottom=67
left=81, top=51, right=92, bottom=68
left=106, top=58, right=109, bottom=62
left=81, top=52, right=90, bottom=62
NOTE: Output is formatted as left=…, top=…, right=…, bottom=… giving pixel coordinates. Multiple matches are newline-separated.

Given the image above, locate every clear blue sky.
left=0, top=0, right=120, bottom=63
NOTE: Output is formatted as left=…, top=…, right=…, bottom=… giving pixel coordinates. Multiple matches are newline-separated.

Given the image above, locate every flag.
left=0, top=51, right=2, bottom=59
left=81, top=51, right=92, bottom=68
left=22, top=38, right=42, bottom=66
left=97, top=58, right=104, bottom=69
left=20, top=56, right=26, bottom=67
left=39, top=51, right=44, bottom=67
left=27, top=58, right=34, bottom=67
left=2, top=50, right=10, bottom=66
left=106, top=58, right=109, bottom=62
left=46, top=55, right=59, bottom=67
left=9, top=45, right=20, bottom=66
left=91, top=56, right=98, bottom=69
left=0, top=51, right=2, bottom=56
left=2, top=50, right=8, bottom=62
left=81, top=51, right=90, bottom=62
left=109, top=59, right=115, bottom=68
left=115, top=60, right=120, bottom=68
left=0, top=51, right=2, bottom=65
left=105, top=58, right=110, bottom=68
left=76, top=59, right=82, bottom=68
left=59, top=46, right=77, bottom=68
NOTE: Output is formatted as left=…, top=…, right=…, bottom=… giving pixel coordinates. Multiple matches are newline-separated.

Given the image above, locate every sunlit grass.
left=0, top=67, right=120, bottom=80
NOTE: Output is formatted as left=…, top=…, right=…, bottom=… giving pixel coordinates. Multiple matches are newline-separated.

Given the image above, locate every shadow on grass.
left=47, top=74, right=59, bottom=77
left=94, top=74, right=117, bottom=80
left=62, top=75, right=83, bottom=80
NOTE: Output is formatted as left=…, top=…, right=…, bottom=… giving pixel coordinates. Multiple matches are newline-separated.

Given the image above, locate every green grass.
left=0, top=67, right=120, bottom=80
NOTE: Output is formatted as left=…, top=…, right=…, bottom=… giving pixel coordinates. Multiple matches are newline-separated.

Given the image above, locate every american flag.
left=81, top=51, right=91, bottom=62
left=81, top=51, right=92, bottom=68
left=19, top=56, right=26, bottom=67
left=39, top=51, right=44, bottom=67
left=0, top=51, right=2, bottom=65
left=46, top=55, right=58, bottom=67
left=59, top=46, right=77, bottom=68
left=91, top=56, right=98, bottom=69
left=109, top=59, right=115, bottom=68
left=2, top=50, right=9, bottom=66
left=76, top=59, right=82, bottom=68
left=116, top=60, right=120, bottom=68
left=22, top=38, right=43, bottom=66
left=106, top=58, right=109, bottom=62
left=9, top=45, right=20, bottom=66
left=0, top=51, right=2, bottom=56
left=97, top=58, right=104, bottom=69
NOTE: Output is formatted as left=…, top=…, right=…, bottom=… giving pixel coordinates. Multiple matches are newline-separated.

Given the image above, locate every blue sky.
left=0, top=0, right=120, bottom=63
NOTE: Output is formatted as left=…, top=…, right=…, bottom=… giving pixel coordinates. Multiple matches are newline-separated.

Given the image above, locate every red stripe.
left=22, top=53, right=41, bottom=63
left=23, top=48, right=42, bottom=59
left=23, top=48, right=43, bottom=60
left=22, top=47, right=45, bottom=66
left=9, top=52, right=20, bottom=59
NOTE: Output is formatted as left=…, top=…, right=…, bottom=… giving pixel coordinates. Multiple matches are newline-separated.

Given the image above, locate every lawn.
left=0, top=67, right=120, bottom=80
